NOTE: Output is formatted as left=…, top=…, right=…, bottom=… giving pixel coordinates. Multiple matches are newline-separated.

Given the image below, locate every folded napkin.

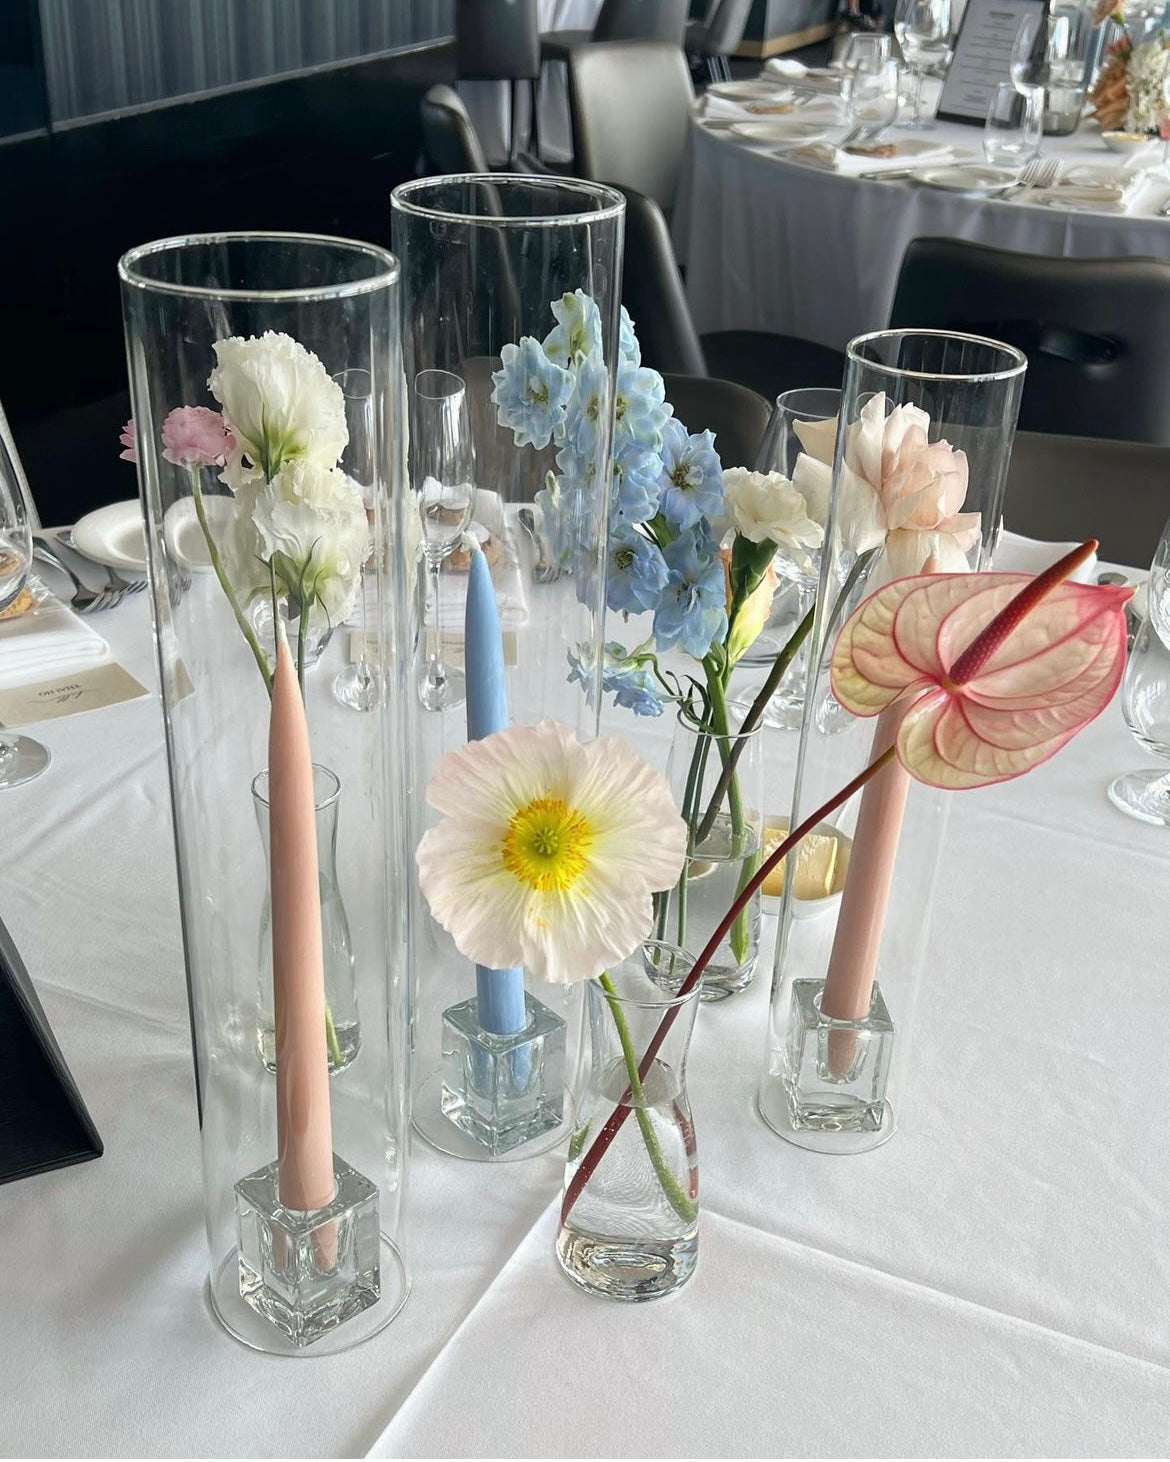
left=700, top=90, right=798, bottom=122
left=785, top=140, right=954, bottom=174
left=1025, top=165, right=1152, bottom=214
left=425, top=489, right=529, bottom=632
left=995, top=529, right=1098, bottom=584
left=764, top=58, right=842, bottom=94
left=0, top=582, right=110, bottom=691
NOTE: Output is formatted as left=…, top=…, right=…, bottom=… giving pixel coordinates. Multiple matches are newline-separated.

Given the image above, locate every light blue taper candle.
left=465, top=542, right=527, bottom=1036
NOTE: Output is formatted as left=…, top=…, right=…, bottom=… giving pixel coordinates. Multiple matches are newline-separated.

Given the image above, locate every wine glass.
left=1109, top=525, right=1170, bottom=825
left=1009, top=12, right=1043, bottom=95
left=894, top=0, right=952, bottom=129
left=0, top=405, right=50, bottom=788
left=745, top=387, right=841, bottom=730
left=984, top=82, right=1044, bottom=167
left=840, top=32, right=893, bottom=105
left=412, top=369, right=475, bottom=713
left=332, top=369, right=379, bottom=712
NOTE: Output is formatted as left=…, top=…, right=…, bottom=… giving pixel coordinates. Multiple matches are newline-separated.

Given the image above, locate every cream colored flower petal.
left=792, top=413, right=838, bottom=469
left=515, top=879, right=655, bottom=984
left=425, top=721, right=584, bottom=828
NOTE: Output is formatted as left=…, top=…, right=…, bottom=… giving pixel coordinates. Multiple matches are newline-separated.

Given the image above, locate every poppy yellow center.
left=501, top=796, right=593, bottom=892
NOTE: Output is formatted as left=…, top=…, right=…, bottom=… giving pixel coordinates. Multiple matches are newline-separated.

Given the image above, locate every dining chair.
left=420, top=86, right=491, bottom=175
left=685, top=0, right=755, bottom=82
left=542, top=0, right=689, bottom=63
left=455, top=0, right=542, bottom=162
left=1005, top=431, right=1170, bottom=568
left=567, top=42, right=695, bottom=213
left=890, top=236, right=1170, bottom=446
left=617, top=184, right=847, bottom=399
left=662, top=373, right=772, bottom=469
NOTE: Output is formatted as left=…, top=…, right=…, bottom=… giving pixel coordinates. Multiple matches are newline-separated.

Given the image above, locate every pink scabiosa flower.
left=416, top=720, right=687, bottom=983
left=161, top=406, right=235, bottom=469
left=119, top=419, right=137, bottom=463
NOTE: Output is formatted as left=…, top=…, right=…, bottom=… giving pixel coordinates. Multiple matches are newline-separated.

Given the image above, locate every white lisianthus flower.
left=722, top=466, right=825, bottom=569
left=214, top=480, right=269, bottom=608
left=416, top=720, right=687, bottom=984
left=252, top=460, right=370, bottom=624
left=209, top=331, right=348, bottom=483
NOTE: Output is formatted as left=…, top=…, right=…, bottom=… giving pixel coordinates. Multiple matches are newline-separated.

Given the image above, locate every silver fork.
left=55, top=530, right=147, bottom=594
left=1000, top=156, right=1061, bottom=198
left=517, top=507, right=562, bottom=584
left=32, top=542, right=125, bottom=614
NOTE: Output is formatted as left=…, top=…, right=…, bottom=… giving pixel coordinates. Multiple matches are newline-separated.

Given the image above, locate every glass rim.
left=117, top=231, right=400, bottom=302
left=251, top=763, right=341, bottom=810
left=674, top=705, right=764, bottom=738
left=845, top=328, right=1028, bottom=383
left=390, top=173, right=625, bottom=228
left=602, top=942, right=700, bottom=1010
left=773, top=386, right=842, bottom=412
left=414, top=368, right=467, bottom=401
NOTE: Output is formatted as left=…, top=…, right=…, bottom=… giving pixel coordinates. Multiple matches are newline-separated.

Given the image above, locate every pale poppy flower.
left=831, top=550, right=1133, bottom=789
left=416, top=720, right=687, bottom=983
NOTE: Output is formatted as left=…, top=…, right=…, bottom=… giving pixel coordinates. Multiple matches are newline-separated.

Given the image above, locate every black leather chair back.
left=456, top=0, right=541, bottom=79
left=890, top=236, right=1170, bottom=446
left=663, top=373, right=772, bottom=470
left=1006, top=431, right=1170, bottom=566
left=568, top=41, right=694, bottom=212
left=594, top=0, right=688, bottom=42
left=616, top=185, right=706, bottom=376
left=420, top=85, right=490, bottom=175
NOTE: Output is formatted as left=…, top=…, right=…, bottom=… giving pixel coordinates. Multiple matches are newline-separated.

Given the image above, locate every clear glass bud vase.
left=253, top=764, right=358, bottom=1075
left=557, top=942, right=700, bottom=1302
left=758, top=329, right=1027, bottom=1154
left=658, top=713, right=764, bottom=1000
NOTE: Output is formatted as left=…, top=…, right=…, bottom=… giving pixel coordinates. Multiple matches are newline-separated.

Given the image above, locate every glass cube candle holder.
left=440, top=993, right=566, bottom=1156
left=235, top=1154, right=380, bottom=1348
left=783, top=979, right=894, bottom=1137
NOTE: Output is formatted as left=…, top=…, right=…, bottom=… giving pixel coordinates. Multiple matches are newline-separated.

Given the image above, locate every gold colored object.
left=761, top=822, right=849, bottom=900
left=0, top=585, right=34, bottom=621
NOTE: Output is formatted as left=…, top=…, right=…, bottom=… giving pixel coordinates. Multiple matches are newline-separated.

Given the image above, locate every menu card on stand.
left=936, top=0, right=1047, bottom=123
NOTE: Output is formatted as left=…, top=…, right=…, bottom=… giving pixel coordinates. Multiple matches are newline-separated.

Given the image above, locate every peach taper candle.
left=269, top=623, right=335, bottom=1216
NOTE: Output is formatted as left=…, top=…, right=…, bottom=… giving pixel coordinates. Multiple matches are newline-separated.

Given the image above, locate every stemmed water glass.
left=413, top=369, right=475, bottom=713
left=1009, top=13, right=1047, bottom=143
left=0, top=405, right=50, bottom=787
left=332, top=368, right=378, bottom=712
left=1109, top=523, right=1170, bottom=825
left=894, top=0, right=952, bottom=129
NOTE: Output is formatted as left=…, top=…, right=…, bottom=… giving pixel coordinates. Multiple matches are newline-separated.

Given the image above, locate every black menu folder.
left=0, top=912, right=102, bottom=1183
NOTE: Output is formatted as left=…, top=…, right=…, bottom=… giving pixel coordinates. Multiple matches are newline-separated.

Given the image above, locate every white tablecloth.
left=459, top=0, right=603, bottom=164
left=676, top=94, right=1170, bottom=350
left=2, top=552, right=1169, bottom=1456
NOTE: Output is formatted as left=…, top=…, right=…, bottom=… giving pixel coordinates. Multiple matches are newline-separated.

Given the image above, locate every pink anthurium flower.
left=831, top=542, right=1134, bottom=789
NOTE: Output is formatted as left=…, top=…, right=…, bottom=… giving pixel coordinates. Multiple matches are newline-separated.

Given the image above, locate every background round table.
left=675, top=103, right=1170, bottom=352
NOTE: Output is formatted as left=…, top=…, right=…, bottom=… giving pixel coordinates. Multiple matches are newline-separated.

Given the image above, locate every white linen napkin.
left=700, top=91, right=799, bottom=122
left=764, top=58, right=842, bottom=93
left=994, top=529, right=1098, bottom=584
left=0, top=582, right=110, bottom=690
left=425, top=489, right=529, bottom=632
left=1025, top=165, right=1153, bottom=214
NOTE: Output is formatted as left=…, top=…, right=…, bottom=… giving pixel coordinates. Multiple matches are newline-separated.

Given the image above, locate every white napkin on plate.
left=425, top=489, right=529, bottom=632
left=764, top=58, right=841, bottom=93
left=700, top=91, right=799, bottom=122
left=0, top=583, right=110, bottom=690
left=995, top=529, right=1098, bottom=583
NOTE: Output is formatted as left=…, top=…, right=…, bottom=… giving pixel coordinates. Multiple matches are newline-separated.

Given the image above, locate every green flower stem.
left=704, top=665, right=752, bottom=964
left=561, top=741, right=899, bottom=1229
left=324, top=1001, right=344, bottom=1071
left=189, top=466, right=273, bottom=696
left=598, top=973, right=697, bottom=1226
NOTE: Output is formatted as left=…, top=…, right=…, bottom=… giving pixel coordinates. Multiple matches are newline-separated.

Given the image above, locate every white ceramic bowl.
left=1101, top=130, right=1155, bottom=155
left=759, top=820, right=852, bottom=920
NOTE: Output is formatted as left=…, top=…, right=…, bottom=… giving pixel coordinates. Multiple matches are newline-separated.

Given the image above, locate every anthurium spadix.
left=830, top=541, right=1134, bottom=789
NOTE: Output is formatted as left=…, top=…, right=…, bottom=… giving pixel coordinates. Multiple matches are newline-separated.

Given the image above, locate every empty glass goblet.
left=0, top=404, right=50, bottom=788
left=984, top=82, right=1044, bottom=167
left=894, top=0, right=952, bottom=129
left=413, top=369, right=475, bottom=713
left=1109, top=526, right=1170, bottom=826
left=846, top=56, right=900, bottom=136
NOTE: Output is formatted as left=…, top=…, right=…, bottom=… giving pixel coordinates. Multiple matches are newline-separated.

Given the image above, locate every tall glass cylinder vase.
left=758, top=330, right=1027, bottom=1154
left=119, top=234, right=413, bottom=1353
left=391, top=175, right=625, bottom=1162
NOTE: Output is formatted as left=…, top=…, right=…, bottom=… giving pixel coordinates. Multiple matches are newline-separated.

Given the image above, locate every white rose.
left=722, top=466, right=825, bottom=568
left=253, top=460, right=370, bottom=624
left=208, top=331, right=347, bottom=482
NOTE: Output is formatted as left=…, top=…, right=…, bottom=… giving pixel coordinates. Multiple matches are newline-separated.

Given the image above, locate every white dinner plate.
left=72, top=500, right=148, bottom=572
left=162, top=495, right=235, bottom=571
left=916, top=164, right=1017, bottom=195
left=707, top=79, right=790, bottom=102
left=730, top=118, right=837, bottom=146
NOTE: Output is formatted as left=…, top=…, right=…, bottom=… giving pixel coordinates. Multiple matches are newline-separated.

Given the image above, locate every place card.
left=936, top=0, right=1046, bottom=124
left=0, top=662, right=149, bottom=727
